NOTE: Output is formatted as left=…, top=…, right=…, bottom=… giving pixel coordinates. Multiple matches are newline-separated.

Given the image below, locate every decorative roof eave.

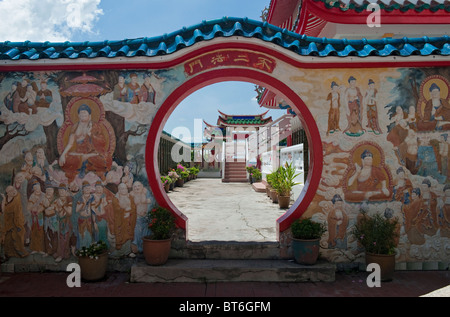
left=203, top=120, right=226, bottom=138
left=217, top=109, right=270, bottom=119
left=203, top=120, right=217, bottom=128
left=0, top=17, right=449, bottom=65
left=266, top=0, right=300, bottom=31
left=305, top=0, right=450, bottom=25
left=216, top=112, right=273, bottom=127
left=258, top=89, right=276, bottom=106
left=315, top=0, right=450, bottom=14
left=217, top=119, right=273, bottom=127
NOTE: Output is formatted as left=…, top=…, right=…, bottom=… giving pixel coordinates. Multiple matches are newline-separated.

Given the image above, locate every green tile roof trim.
left=226, top=118, right=263, bottom=125
left=316, top=0, right=450, bottom=12
left=0, top=17, right=449, bottom=60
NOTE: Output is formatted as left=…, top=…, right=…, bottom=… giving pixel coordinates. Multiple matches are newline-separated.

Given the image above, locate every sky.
left=0, top=0, right=283, bottom=143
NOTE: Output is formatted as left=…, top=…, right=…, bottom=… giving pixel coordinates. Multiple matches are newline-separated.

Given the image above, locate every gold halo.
left=420, top=75, right=450, bottom=102
left=351, top=142, right=382, bottom=167
left=66, top=97, right=103, bottom=124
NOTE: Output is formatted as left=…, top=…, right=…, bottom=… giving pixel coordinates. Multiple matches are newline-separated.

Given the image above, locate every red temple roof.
left=259, top=0, right=450, bottom=110
left=267, top=0, right=450, bottom=37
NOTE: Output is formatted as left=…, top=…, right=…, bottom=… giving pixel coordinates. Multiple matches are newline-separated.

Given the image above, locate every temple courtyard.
left=167, top=178, right=286, bottom=242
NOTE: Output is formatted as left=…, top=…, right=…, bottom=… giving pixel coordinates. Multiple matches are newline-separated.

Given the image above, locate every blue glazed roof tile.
left=421, top=42, right=440, bottom=55
left=442, top=43, right=450, bottom=55
left=0, top=17, right=448, bottom=62
left=378, top=44, right=399, bottom=56
left=359, top=44, right=377, bottom=57
left=400, top=43, right=420, bottom=56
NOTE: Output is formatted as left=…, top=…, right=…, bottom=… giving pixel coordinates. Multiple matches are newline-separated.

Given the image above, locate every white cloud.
left=0, top=0, right=103, bottom=42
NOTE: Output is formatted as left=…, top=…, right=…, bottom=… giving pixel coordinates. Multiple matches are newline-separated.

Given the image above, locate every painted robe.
left=139, top=82, right=156, bottom=104
left=326, top=91, right=340, bottom=134
left=44, top=194, right=59, bottom=257
left=27, top=191, right=48, bottom=253
left=54, top=195, right=73, bottom=260
left=62, top=121, right=112, bottom=182
left=3, top=193, right=28, bottom=258
left=365, top=88, right=382, bottom=134
left=112, top=194, right=137, bottom=256
left=403, top=196, right=426, bottom=245
left=345, top=166, right=390, bottom=202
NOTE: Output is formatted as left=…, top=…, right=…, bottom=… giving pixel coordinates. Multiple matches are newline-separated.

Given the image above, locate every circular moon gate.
left=146, top=66, right=323, bottom=240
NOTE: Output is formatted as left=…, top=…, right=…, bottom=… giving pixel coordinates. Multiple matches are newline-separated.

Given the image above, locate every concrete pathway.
left=0, top=270, right=449, bottom=297
left=167, top=178, right=287, bottom=242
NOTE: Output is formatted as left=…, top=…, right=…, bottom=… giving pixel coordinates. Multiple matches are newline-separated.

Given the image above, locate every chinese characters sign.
left=184, top=50, right=276, bottom=76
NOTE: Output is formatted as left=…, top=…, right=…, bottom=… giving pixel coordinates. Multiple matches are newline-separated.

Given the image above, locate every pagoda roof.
left=314, top=0, right=450, bottom=14
left=216, top=110, right=272, bottom=127
left=260, top=0, right=450, bottom=110
left=203, top=110, right=272, bottom=130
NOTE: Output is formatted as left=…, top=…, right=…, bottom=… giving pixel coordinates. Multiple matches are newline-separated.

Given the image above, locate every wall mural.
left=0, top=69, right=183, bottom=262
left=293, top=67, right=450, bottom=266
left=0, top=65, right=449, bottom=267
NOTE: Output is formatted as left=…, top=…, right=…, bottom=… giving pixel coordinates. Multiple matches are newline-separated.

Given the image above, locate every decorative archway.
left=145, top=67, right=323, bottom=240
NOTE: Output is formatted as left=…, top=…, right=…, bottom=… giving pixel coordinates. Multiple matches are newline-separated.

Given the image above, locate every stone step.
left=172, top=241, right=282, bottom=259
left=252, top=182, right=266, bottom=192
left=225, top=169, right=247, bottom=173
left=130, top=259, right=336, bottom=283
left=225, top=167, right=246, bottom=171
left=222, top=178, right=248, bottom=183
left=224, top=173, right=247, bottom=179
left=225, top=168, right=246, bottom=173
left=225, top=161, right=246, bottom=165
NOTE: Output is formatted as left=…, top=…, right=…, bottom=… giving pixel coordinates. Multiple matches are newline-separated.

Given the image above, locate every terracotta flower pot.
left=278, top=195, right=290, bottom=208
left=164, top=183, right=170, bottom=193
left=77, top=252, right=109, bottom=281
left=142, top=237, right=172, bottom=265
left=270, top=189, right=278, bottom=203
left=365, top=252, right=395, bottom=281
left=176, top=178, right=184, bottom=187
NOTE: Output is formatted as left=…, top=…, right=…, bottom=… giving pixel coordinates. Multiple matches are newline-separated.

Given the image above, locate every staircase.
left=223, top=161, right=247, bottom=182
left=130, top=241, right=336, bottom=283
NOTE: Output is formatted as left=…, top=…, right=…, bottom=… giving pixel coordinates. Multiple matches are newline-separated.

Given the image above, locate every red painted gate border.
left=145, top=67, right=323, bottom=239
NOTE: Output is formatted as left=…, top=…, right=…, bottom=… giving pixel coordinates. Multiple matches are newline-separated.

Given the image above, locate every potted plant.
left=168, top=169, right=179, bottom=189
left=273, top=162, right=302, bottom=209
left=265, top=172, right=274, bottom=197
left=160, top=175, right=172, bottom=193
left=269, top=169, right=282, bottom=203
left=180, top=170, right=190, bottom=181
left=142, top=206, right=176, bottom=265
left=176, top=163, right=188, bottom=186
left=76, top=240, right=109, bottom=281
left=351, top=212, right=399, bottom=281
left=250, top=167, right=262, bottom=183
left=246, top=165, right=255, bottom=183
left=290, top=218, right=326, bottom=265
left=190, top=166, right=199, bottom=179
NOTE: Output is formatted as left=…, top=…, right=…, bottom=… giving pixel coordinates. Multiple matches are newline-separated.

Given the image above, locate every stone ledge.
left=130, top=259, right=336, bottom=283
left=252, top=182, right=266, bottom=192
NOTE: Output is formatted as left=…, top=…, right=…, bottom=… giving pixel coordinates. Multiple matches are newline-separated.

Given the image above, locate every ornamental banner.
left=184, top=49, right=276, bottom=76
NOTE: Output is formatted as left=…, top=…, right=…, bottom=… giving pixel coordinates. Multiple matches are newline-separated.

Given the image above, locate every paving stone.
left=130, top=259, right=336, bottom=283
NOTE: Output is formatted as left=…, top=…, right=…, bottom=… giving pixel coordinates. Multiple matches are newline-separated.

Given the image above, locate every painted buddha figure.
left=344, top=148, right=391, bottom=202
left=59, top=103, right=111, bottom=183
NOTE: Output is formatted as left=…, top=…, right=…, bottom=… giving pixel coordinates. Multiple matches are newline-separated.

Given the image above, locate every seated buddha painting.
left=57, top=96, right=115, bottom=184
left=343, top=141, right=393, bottom=202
